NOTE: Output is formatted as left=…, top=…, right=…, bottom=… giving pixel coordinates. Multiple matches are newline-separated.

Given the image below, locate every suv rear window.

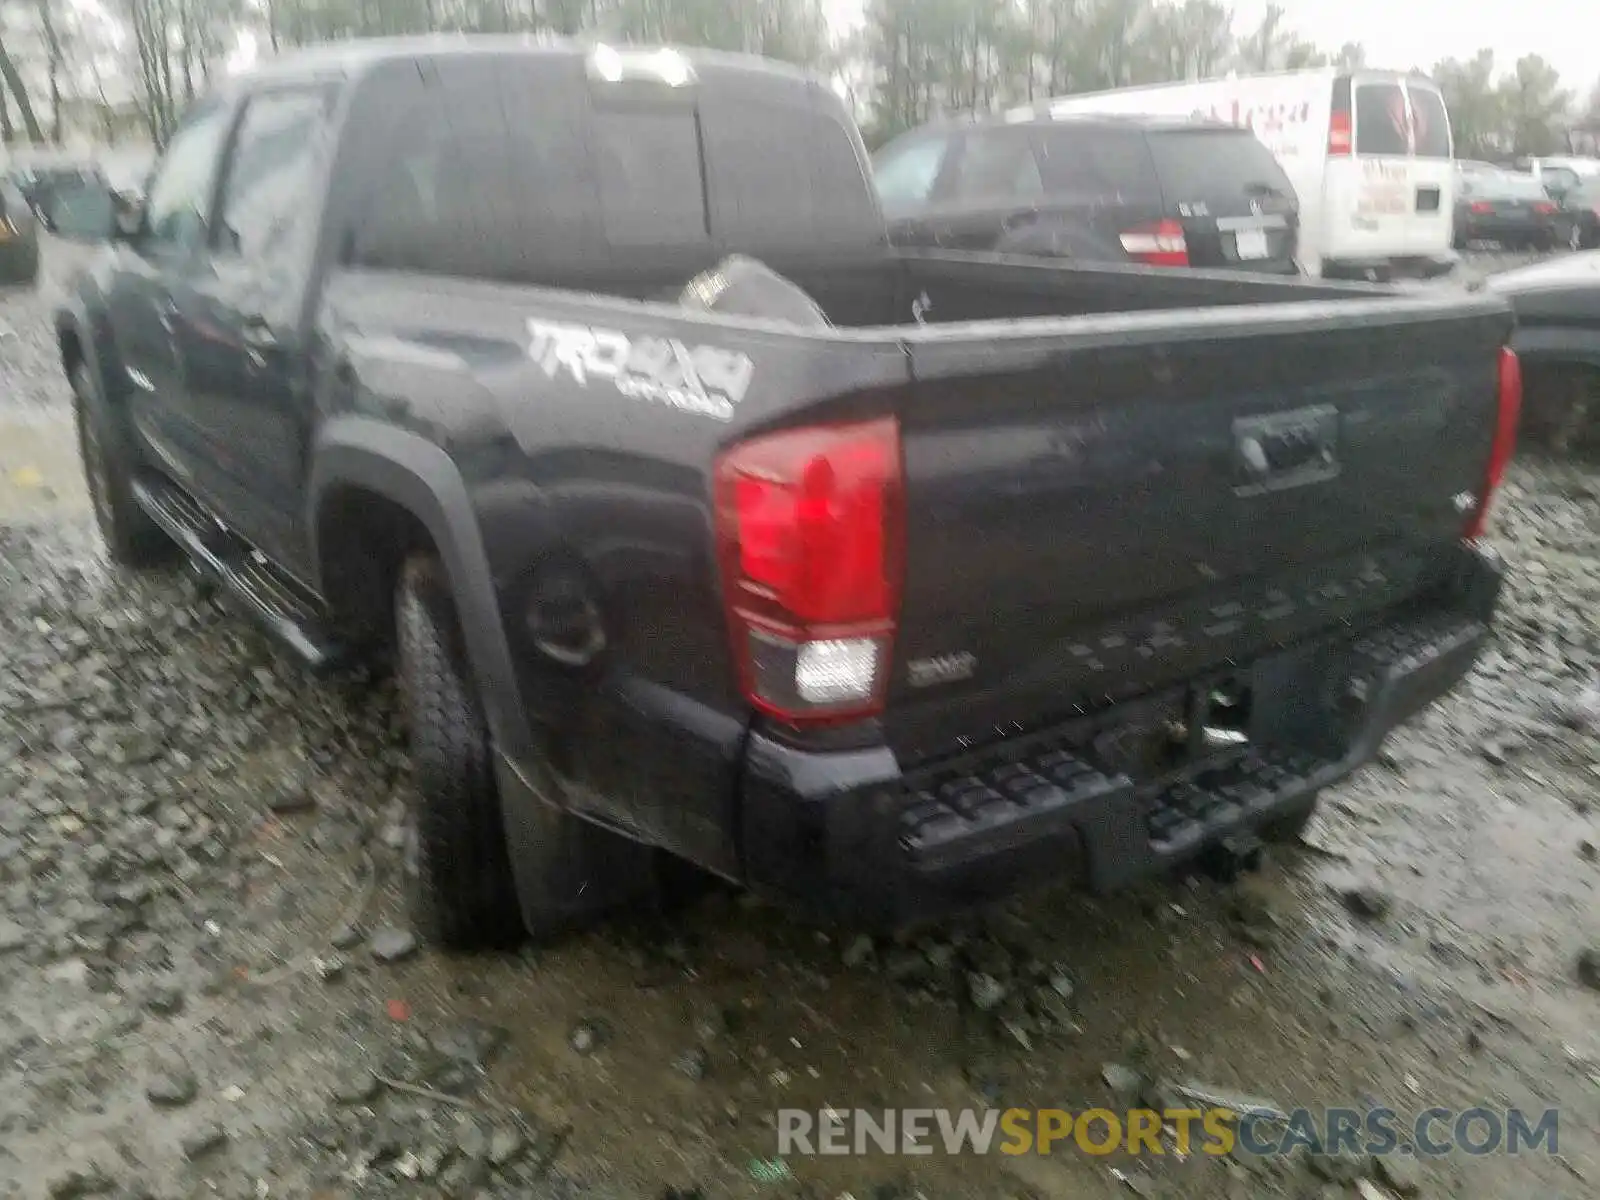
left=1354, top=82, right=1408, bottom=156
left=1408, top=86, right=1451, bottom=158
left=1144, top=129, right=1294, bottom=207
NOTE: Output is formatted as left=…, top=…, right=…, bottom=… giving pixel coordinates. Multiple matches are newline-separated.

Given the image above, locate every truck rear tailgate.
left=887, top=295, right=1513, bottom=763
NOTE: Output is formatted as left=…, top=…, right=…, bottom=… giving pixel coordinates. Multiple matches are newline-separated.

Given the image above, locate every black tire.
left=71, top=361, right=174, bottom=566
left=395, top=555, right=526, bottom=951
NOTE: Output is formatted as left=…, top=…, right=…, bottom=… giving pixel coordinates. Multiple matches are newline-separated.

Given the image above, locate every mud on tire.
left=395, top=555, right=525, bottom=950
left=71, top=361, right=174, bottom=567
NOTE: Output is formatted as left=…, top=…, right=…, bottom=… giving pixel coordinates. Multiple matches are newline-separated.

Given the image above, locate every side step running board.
left=131, top=476, right=348, bottom=672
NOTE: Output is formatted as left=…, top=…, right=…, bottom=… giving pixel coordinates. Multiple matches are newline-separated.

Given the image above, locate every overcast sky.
left=823, top=0, right=1600, bottom=96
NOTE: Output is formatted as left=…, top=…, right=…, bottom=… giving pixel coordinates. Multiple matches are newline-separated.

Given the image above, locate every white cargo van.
left=1027, top=69, right=1457, bottom=280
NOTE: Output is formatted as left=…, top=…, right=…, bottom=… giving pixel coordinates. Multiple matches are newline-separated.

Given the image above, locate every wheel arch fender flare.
left=309, top=416, right=533, bottom=762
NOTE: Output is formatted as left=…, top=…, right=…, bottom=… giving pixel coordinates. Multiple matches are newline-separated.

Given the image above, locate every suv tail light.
left=1120, top=219, right=1189, bottom=267
left=714, top=418, right=904, bottom=724
left=1469, top=200, right=1494, bottom=214
left=1328, top=110, right=1352, bottom=156
left=1533, top=201, right=1556, bottom=215
left=1463, top=347, right=1521, bottom=541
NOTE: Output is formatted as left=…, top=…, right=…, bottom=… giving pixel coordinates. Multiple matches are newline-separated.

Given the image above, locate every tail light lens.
left=1468, top=201, right=1494, bottom=214
left=1120, top=219, right=1189, bottom=267
left=714, top=418, right=904, bottom=724
left=1533, top=201, right=1556, bottom=215
left=1328, top=110, right=1352, bottom=156
left=1463, top=347, right=1521, bottom=541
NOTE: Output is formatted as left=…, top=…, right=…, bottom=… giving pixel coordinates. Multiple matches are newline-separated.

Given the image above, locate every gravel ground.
left=1, top=244, right=1597, bottom=1200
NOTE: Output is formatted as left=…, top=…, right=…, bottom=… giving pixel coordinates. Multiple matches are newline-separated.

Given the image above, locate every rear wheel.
left=395, top=555, right=525, bottom=950
left=71, top=361, right=173, bottom=567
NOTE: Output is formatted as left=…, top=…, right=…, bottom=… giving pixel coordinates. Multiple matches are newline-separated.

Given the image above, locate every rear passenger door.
left=914, top=127, right=1047, bottom=252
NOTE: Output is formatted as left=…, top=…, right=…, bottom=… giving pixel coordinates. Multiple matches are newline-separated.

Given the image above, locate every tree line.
left=0, top=0, right=1595, bottom=157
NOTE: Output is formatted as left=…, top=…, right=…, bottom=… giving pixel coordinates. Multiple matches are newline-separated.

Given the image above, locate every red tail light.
left=1533, top=201, right=1556, bottom=215
left=1463, top=347, right=1521, bottom=541
left=1469, top=201, right=1494, bottom=214
left=1119, top=219, right=1189, bottom=267
left=714, top=418, right=904, bottom=724
left=1328, top=110, right=1352, bottom=156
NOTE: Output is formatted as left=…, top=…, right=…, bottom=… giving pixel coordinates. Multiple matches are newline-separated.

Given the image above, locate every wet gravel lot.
left=1, top=243, right=1597, bottom=1200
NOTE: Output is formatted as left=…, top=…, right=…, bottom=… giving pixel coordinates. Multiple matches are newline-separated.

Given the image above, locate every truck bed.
left=324, top=250, right=1511, bottom=780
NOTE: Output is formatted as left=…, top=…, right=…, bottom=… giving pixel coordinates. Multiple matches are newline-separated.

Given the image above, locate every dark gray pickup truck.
left=50, top=38, right=1521, bottom=948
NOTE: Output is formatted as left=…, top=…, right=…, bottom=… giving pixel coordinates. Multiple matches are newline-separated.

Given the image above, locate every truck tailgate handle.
left=1232, top=405, right=1340, bottom=495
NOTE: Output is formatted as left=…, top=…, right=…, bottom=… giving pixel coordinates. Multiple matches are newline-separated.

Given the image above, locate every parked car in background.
left=1485, top=253, right=1600, bottom=454
left=1560, top=180, right=1600, bottom=250
left=0, top=173, right=40, bottom=285
left=1453, top=170, right=1560, bottom=250
left=1030, top=68, right=1457, bottom=281
left=873, top=113, right=1300, bottom=274
left=1515, top=157, right=1598, bottom=204
left=8, top=156, right=107, bottom=228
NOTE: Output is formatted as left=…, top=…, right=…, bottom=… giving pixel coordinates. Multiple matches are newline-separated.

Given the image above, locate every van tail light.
left=1328, top=110, right=1352, bottom=156
left=1468, top=201, right=1494, bottom=214
left=714, top=418, right=904, bottom=724
left=1119, top=219, right=1189, bottom=267
left=1463, top=347, right=1521, bottom=542
left=1532, top=201, right=1556, bottom=216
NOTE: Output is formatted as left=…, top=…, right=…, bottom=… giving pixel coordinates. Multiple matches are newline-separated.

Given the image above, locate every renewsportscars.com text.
left=776, top=1106, right=1559, bottom=1158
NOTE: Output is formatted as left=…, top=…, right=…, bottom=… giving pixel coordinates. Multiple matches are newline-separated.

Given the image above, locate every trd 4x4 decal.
left=527, top=318, right=755, bottom=422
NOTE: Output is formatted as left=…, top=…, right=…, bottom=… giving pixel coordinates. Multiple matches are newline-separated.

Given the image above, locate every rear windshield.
left=592, top=108, right=707, bottom=244
left=1571, top=185, right=1600, bottom=206
left=1354, top=81, right=1408, bottom=156
left=1407, top=86, right=1451, bottom=158
left=1144, top=129, right=1294, bottom=206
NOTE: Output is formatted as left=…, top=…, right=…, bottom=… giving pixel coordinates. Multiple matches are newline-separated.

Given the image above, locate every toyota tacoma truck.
left=50, top=38, right=1522, bottom=948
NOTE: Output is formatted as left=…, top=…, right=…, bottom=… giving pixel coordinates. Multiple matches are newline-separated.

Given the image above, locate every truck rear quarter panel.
left=316, top=272, right=910, bottom=874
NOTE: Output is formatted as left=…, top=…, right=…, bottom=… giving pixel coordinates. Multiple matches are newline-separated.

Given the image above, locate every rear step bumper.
left=740, top=544, right=1502, bottom=928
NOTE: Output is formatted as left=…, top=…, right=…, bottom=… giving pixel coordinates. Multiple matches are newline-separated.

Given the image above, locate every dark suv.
left=873, top=113, right=1301, bottom=274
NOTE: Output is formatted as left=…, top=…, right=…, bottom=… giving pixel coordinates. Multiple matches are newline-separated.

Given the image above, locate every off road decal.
left=527, top=318, right=754, bottom=422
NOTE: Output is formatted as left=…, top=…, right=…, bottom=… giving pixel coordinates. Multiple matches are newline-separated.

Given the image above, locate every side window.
left=949, top=131, right=1043, bottom=204
left=214, top=87, right=337, bottom=263
left=591, top=107, right=707, bottom=245
left=142, top=103, right=233, bottom=254
left=350, top=69, right=516, bottom=278
left=872, top=134, right=950, bottom=216
left=1037, top=128, right=1160, bottom=199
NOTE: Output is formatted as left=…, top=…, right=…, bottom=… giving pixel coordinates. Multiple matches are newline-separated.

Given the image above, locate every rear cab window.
left=592, top=106, right=707, bottom=245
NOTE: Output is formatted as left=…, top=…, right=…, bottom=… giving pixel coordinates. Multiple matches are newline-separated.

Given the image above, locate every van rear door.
left=1323, top=74, right=1454, bottom=270
left=1401, top=81, right=1454, bottom=251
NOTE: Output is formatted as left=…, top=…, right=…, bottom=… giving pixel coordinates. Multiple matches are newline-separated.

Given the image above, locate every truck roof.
left=233, top=34, right=824, bottom=97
